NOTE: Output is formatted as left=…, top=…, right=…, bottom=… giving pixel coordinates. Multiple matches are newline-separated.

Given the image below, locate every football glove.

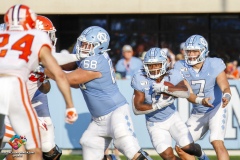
left=65, top=108, right=78, bottom=124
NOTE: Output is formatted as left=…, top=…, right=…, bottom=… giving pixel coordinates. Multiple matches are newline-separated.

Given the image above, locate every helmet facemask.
left=76, top=38, right=101, bottom=59
left=144, top=61, right=167, bottom=79
left=184, top=48, right=208, bottom=65
left=46, top=30, right=57, bottom=47
left=184, top=35, right=209, bottom=66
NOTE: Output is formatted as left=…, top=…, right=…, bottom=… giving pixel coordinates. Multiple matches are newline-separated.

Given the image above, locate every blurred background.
left=1, top=0, right=240, bottom=157
left=1, top=0, right=240, bottom=69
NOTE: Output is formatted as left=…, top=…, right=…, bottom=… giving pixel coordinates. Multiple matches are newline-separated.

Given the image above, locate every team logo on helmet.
left=200, top=37, right=208, bottom=47
left=97, top=32, right=108, bottom=43
left=160, top=50, right=167, bottom=58
left=79, top=35, right=87, bottom=41
left=35, top=19, right=44, bottom=30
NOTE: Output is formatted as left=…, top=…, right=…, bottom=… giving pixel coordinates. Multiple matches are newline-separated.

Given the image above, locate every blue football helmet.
left=143, top=47, right=168, bottom=79
left=184, top=35, right=209, bottom=65
left=0, top=23, right=6, bottom=31
left=76, top=26, right=110, bottom=58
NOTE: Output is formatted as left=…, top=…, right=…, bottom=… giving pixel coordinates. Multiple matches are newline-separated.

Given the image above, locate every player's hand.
left=65, top=108, right=78, bottom=124
left=152, top=79, right=167, bottom=93
left=202, top=97, right=213, bottom=108
left=222, top=93, right=231, bottom=108
left=34, top=65, right=45, bottom=74
left=38, top=117, right=48, bottom=131
left=152, top=95, right=174, bottom=110
left=222, top=97, right=230, bottom=108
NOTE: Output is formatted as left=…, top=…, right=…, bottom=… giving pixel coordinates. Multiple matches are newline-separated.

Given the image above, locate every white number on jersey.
left=191, top=80, right=205, bottom=96
left=83, top=60, right=97, bottom=69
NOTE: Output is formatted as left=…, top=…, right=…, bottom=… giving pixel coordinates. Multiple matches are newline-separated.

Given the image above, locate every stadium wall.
left=5, top=79, right=238, bottom=150
left=0, top=0, right=240, bottom=14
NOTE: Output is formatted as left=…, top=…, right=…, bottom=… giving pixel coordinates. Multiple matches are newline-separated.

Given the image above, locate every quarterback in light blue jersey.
left=56, top=26, right=152, bottom=160
left=131, top=48, right=209, bottom=160
left=174, top=35, right=231, bottom=160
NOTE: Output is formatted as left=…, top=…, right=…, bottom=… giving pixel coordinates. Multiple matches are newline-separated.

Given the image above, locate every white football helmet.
left=4, top=4, right=37, bottom=31
left=76, top=26, right=110, bottom=59
left=184, top=35, right=209, bottom=65
left=143, top=47, right=168, bottom=79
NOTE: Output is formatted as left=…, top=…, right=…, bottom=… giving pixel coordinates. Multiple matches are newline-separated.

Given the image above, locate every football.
left=164, top=81, right=174, bottom=87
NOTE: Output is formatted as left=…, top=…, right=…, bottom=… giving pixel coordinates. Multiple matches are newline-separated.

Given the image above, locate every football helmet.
left=4, top=4, right=37, bottom=31
left=143, top=47, right=168, bottom=79
left=76, top=26, right=110, bottom=58
left=184, top=35, right=209, bottom=65
left=0, top=23, right=6, bottom=31
left=36, top=15, right=57, bottom=47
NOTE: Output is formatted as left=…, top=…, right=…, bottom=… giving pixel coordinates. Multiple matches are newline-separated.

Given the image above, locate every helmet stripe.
left=13, top=4, right=21, bottom=26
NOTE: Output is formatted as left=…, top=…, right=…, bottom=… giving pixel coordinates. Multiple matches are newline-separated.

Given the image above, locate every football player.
left=46, top=26, right=152, bottom=160
left=131, top=47, right=210, bottom=160
left=174, top=35, right=231, bottom=160
left=0, top=4, right=77, bottom=160
left=2, top=15, right=80, bottom=160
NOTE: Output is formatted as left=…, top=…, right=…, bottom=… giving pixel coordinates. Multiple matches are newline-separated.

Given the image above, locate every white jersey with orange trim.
left=0, top=29, right=52, bottom=82
left=0, top=29, right=51, bottom=149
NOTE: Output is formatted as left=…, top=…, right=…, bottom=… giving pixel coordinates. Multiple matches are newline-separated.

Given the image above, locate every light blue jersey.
left=78, top=52, right=127, bottom=117
left=131, top=69, right=184, bottom=122
left=32, top=90, right=50, bottom=117
left=174, top=57, right=226, bottom=114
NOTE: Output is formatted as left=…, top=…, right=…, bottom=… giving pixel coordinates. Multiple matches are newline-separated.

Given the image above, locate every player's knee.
left=43, top=145, right=62, bottom=160
left=114, top=136, right=140, bottom=159
left=42, top=141, right=55, bottom=152
left=80, top=135, right=96, bottom=148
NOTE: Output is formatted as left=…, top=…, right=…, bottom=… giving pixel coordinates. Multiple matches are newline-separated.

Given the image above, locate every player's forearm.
left=132, top=103, right=157, bottom=115
left=187, top=93, right=198, bottom=104
left=55, top=74, right=74, bottom=109
left=222, top=87, right=231, bottom=95
left=163, top=90, right=190, bottom=98
left=52, top=53, right=78, bottom=65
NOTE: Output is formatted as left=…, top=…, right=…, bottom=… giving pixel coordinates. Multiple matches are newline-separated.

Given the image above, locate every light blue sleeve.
left=173, top=60, right=185, bottom=71
left=131, top=72, right=145, bottom=92
left=164, top=69, right=184, bottom=86
left=211, top=58, right=226, bottom=77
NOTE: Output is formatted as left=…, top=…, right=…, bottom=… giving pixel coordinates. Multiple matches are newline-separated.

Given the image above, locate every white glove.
left=65, top=108, right=78, bottom=124
left=152, top=79, right=168, bottom=93
left=76, top=52, right=81, bottom=61
left=34, top=65, right=45, bottom=74
left=152, top=95, right=175, bottom=110
left=38, top=117, right=48, bottom=131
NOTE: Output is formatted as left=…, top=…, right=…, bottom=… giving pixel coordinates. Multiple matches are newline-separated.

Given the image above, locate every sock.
left=197, top=150, right=209, bottom=160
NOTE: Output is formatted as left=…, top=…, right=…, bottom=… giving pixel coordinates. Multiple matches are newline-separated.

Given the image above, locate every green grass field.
left=60, top=155, right=240, bottom=160
left=1, top=154, right=240, bottom=159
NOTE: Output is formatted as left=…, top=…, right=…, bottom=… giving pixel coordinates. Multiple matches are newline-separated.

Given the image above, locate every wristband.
left=223, top=93, right=231, bottom=101
left=195, top=97, right=203, bottom=105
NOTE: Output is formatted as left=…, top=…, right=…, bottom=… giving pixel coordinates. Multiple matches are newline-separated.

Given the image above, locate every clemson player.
left=0, top=4, right=77, bottom=160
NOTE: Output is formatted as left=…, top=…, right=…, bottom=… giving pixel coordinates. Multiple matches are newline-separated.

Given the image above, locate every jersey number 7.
left=0, top=34, right=34, bottom=62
